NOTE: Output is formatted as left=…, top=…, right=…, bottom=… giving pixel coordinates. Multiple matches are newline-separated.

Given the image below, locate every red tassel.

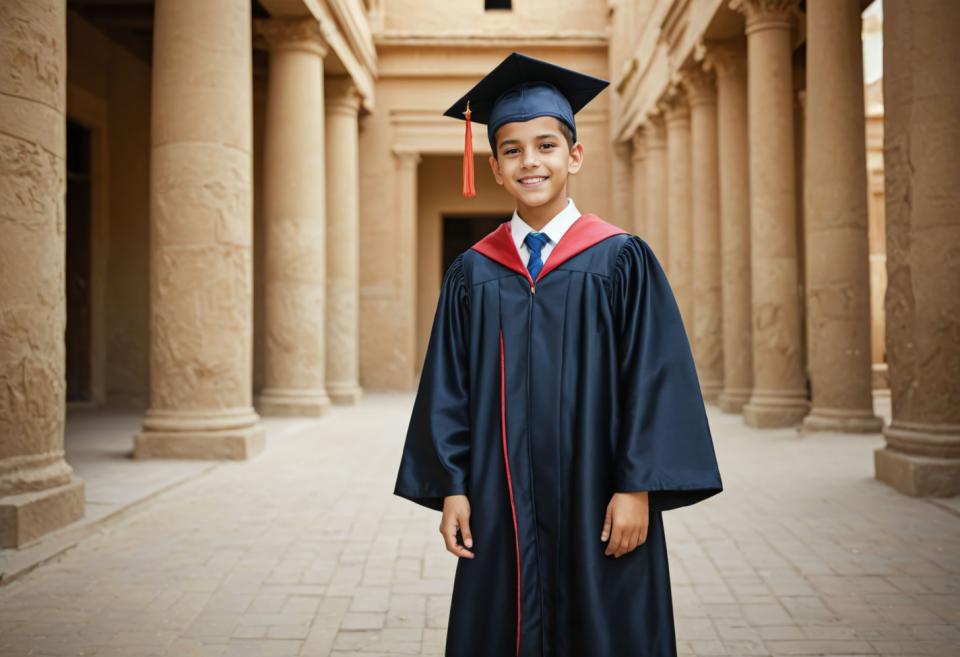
left=462, top=100, right=477, bottom=198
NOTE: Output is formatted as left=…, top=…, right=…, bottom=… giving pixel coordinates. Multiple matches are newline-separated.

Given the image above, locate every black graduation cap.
left=443, top=52, right=610, bottom=198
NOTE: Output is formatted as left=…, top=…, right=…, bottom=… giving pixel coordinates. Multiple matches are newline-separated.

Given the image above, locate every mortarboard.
left=443, top=52, right=610, bottom=198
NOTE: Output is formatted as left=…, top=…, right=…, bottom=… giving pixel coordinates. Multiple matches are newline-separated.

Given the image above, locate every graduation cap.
left=443, top=52, right=610, bottom=198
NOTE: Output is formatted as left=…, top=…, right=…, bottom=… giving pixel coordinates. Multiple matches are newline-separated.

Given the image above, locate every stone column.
left=794, top=69, right=809, bottom=401
left=394, top=149, right=422, bottom=389
left=802, top=0, right=882, bottom=433
left=630, top=131, right=646, bottom=236
left=643, top=114, right=669, bottom=266
left=256, top=18, right=331, bottom=416
left=612, top=141, right=633, bottom=233
left=252, top=68, right=267, bottom=397
left=0, top=0, right=85, bottom=548
left=684, top=68, right=723, bottom=403
left=708, top=41, right=753, bottom=413
left=135, top=0, right=264, bottom=459
left=732, top=0, right=809, bottom=427
left=325, top=77, right=364, bottom=404
left=663, top=89, right=693, bottom=329
left=875, top=0, right=960, bottom=496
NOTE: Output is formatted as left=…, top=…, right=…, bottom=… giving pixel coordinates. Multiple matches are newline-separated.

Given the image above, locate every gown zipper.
left=525, top=276, right=545, bottom=654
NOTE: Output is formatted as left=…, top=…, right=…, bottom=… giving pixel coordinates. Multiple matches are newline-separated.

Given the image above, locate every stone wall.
left=66, top=11, right=152, bottom=408
left=381, top=0, right=607, bottom=36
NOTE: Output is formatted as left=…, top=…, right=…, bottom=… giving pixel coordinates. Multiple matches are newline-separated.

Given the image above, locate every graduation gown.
left=393, top=213, right=723, bottom=657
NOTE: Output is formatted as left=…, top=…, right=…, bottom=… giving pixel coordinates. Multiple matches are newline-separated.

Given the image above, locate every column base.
left=134, top=425, right=265, bottom=460
left=874, top=448, right=960, bottom=497
left=327, top=382, right=363, bottom=405
left=743, top=390, right=809, bottom=428
left=802, top=407, right=884, bottom=434
left=718, top=387, right=751, bottom=414
left=0, top=477, right=85, bottom=549
left=258, top=388, right=331, bottom=417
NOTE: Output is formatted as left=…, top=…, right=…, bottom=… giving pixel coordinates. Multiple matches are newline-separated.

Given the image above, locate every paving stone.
left=222, top=639, right=303, bottom=657
left=339, top=612, right=386, bottom=630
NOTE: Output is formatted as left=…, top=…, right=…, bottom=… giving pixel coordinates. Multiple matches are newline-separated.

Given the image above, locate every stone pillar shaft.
left=710, top=41, right=753, bottom=413
left=663, top=91, right=693, bottom=330
left=685, top=69, right=724, bottom=403
left=325, top=77, right=363, bottom=404
left=612, top=141, right=633, bottom=234
left=0, top=0, right=85, bottom=548
left=875, top=0, right=960, bottom=496
left=734, top=0, right=809, bottom=427
left=631, top=131, right=646, bottom=236
left=803, top=0, right=882, bottom=433
left=257, top=18, right=331, bottom=416
left=136, top=0, right=264, bottom=459
left=643, top=116, right=669, bottom=267
left=394, top=150, right=421, bottom=390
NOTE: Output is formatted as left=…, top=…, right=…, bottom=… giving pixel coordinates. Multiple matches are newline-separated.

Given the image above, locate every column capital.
left=631, top=130, right=646, bottom=162
left=326, top=77, right=362, bottom=116
left=659, top=85, right=689, bottom=124
left=730, top=0, right=799, bottom=33
left=392, top=147, right=422, bottom=166
left=702, top=40, right=747, bottom=79
left=681, top=68, right=717, bottom=108
left=255, top=17, right=329, bottom=57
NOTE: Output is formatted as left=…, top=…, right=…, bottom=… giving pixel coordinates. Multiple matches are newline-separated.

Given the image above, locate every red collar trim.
left=471, top=214, right=627, bottom=285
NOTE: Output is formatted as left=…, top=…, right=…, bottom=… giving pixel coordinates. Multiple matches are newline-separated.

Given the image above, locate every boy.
left=394, top=52, right=722, bottom=657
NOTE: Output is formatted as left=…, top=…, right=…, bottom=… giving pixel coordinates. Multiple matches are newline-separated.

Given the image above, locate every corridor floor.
left=1, top=393, right=957, bottom=657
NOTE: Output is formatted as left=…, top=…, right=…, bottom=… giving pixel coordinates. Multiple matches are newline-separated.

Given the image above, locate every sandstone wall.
left=66, top=11, right=151, bottom=408
left=382, top=0, right=607, bottom=36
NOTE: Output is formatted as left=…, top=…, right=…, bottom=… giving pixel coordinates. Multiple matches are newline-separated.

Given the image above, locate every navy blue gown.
left=393, top=213, right=723, bottom=657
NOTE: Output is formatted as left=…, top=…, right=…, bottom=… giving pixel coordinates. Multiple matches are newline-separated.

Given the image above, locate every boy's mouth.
left=518, top=175, right=549, bottom=187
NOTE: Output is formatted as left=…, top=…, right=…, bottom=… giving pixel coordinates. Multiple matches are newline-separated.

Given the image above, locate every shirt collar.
left=511, top=197, right=582, bottom=252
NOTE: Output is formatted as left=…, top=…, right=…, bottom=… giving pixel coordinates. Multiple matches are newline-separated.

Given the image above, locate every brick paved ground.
left=0, top=393, right=958, bottom=657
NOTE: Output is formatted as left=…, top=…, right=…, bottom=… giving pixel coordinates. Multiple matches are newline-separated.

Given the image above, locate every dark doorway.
left=66, top=119, right=93, bottom=403
left=442, top=214, right=509, bottom=274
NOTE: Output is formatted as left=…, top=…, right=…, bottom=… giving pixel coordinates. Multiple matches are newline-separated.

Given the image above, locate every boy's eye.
left=504, top=143, right=556, bottom=155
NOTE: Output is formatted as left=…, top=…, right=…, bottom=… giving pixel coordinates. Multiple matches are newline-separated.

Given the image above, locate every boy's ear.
left=489, top=154, right=504, bottom=185
left=567, top=142, right=584, bottom=175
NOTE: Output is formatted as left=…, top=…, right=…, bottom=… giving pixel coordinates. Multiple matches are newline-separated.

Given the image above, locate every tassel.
left=462, top=100, right=477, bottom=198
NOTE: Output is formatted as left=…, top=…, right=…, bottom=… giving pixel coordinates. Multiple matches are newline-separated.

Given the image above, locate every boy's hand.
left=601, top=491, right=649, bottom=558
left=441, top=494, right=475, bottom=559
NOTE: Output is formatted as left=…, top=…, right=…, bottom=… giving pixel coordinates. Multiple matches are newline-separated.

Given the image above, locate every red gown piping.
left=499, top=329, right=522, bottom=657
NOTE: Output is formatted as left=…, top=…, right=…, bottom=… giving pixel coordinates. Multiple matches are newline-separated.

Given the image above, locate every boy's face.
left=488, top=116, right=584, bottom=211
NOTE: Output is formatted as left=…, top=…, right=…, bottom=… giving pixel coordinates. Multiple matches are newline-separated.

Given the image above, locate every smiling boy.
left=394, top=52, right=722, bottom=657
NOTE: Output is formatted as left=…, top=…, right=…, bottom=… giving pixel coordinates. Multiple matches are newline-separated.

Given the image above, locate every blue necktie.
left=524, top=231, right=549, bottom=282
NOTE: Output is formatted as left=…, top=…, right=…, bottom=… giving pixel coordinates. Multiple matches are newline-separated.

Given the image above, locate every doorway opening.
left=441, top=214, right=508, bottom=274
left=66, top=119, right=93, bottom=403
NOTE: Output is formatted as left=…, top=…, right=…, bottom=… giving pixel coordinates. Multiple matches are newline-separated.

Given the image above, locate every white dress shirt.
left=510, top=197, right=582, bottom=268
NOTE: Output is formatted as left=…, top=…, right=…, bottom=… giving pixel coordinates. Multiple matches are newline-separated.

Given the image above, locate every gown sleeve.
left=609, top=236, right=723, bottom=512
left=393, top=254, right=471, bottom=512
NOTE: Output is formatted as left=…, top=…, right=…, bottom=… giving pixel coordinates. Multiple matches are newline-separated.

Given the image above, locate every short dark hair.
left=493, top=117, right=576, bottom=160
left=555, top=120, right=575, bottom=151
